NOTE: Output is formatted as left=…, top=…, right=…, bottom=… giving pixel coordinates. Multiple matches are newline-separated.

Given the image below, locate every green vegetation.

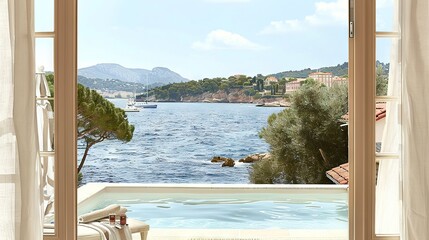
left=150, top=76, right=258, bottom=101
left=376, top=64, right=388, bottom=96
left=271, top=62, right=349, bottom=79
left=270, top=61, right=389, bottom=80
left=250, top=80, right=348, bottom=184
left=77, top=84, right=135, bottom=173
left=47, top=74, right=135, bottom=174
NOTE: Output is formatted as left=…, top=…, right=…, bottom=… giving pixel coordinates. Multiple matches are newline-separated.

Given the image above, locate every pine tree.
left=77, top=84, right=134, bottom=173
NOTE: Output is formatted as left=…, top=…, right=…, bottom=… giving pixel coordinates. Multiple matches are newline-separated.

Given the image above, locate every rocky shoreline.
left=150, top=89, right=289, bottom=107
left=211, top=153, right=271, bottom=167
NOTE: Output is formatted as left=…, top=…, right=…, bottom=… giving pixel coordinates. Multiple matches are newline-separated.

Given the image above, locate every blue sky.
left=35, top=0, right=394, bottom=80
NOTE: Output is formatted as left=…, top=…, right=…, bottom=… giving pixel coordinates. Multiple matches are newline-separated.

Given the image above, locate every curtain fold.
left=402, top=1, right=429, bottom=239
left=0, top=0, right=42, bottom=239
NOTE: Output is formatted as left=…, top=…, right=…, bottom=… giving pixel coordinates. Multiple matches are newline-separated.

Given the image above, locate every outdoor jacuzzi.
left=78, top=184, right=349, bottom=240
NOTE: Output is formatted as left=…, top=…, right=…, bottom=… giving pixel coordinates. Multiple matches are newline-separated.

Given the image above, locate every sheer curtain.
left=375, top=0, right=401, bottom=235
left=0, top=0, right=43, bottom=240
left=402, top=1, right=429, bottom=239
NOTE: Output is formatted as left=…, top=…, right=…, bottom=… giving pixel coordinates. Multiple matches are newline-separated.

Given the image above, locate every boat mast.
left=146, top=78, right=149, bottom=103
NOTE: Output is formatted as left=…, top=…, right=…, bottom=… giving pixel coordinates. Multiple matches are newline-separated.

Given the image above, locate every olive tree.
left=251, top=80, right=348, bottom=184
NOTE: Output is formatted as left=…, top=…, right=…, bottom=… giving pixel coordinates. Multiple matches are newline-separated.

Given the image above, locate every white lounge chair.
left=77, top=204, right=150, bottom=240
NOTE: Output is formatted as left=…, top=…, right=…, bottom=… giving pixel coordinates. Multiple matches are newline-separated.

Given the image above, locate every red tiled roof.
left=309, top=72, right=332, bottom=75
left=342, top=103, right=386, bottom=122
left=375, top=103, right=387, bottom=121
left=326, top=163, right=349, bottom=184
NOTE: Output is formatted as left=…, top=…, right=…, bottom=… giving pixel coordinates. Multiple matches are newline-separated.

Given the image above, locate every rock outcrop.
left=211, top=156, right=235, bottom=167
left=222, top=158, right=235, bottom=167
left=239, top=153, right=271, bottom=163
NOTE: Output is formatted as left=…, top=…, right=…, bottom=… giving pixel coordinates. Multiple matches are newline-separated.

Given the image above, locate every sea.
left=79, top=99, right=284, bottom=184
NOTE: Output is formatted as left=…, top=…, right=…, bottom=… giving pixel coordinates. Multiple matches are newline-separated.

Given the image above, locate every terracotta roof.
left=309, top=72, right=333, bottom=76
left=376, top=103, right=387, bottom=121
left=326, top=163, right=349, bottom=184
left=265, top=76, right=278, bottom=82
left=342, top=103, right=386, bottom=121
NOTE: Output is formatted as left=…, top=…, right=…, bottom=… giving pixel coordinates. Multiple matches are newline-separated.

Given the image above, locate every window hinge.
left=349, top=21, right=354, bottom=38
left=349, top=0, right=354, bottom=38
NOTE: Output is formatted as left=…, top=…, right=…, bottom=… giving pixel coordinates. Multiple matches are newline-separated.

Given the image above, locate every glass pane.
left=35, top=0, right=54, bottom=32
left=374, top=25, right=401, bottom=236
left=375, top=157, right=400, bottom=235
left=36, top=38, right=55, bottom=233
left=36, top=38, right=54, bottom=73
left=376, top=0, right=398, bottom=32
left=376, top=38, right=395, bottom=97
left=375, top=101, right=400, bottom=155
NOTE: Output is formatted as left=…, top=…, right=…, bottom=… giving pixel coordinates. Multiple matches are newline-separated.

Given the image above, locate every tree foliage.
left=251, top=80, right=348, bottom=184
left=151, top=76, right=259, bottom=101
left=77, top=84, right=134, bottom=173
left=376, top=64, right=388, bottom=96
left=46, top=74, right=134, bottom=173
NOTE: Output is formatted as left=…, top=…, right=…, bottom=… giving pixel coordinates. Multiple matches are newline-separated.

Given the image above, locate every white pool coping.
left=78, top=183, right=349, bottom=240
left=78, top=183, right=348, bottom=205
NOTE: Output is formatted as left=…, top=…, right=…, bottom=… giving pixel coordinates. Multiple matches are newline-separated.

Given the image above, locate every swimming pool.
left=78, top=184, right=348, bottom=230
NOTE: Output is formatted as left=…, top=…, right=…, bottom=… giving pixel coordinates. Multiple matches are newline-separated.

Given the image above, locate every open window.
left=36, top=0, right=77, bottom=239
left=39, top=0, right=404, bottom=239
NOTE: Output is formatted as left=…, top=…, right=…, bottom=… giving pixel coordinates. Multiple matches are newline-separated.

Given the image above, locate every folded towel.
left=116, top=206, right=127, bottom=218
left=79, top=223, right=108, bottom=240
left=79, top=204, right=121, bottom=223
left=87, top=222, right=133, bottom=240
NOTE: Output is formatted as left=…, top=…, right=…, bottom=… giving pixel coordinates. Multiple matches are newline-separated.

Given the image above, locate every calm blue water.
left=79, top=100, right=284, bottom=184
left=81, top=192, right=348, bottom=229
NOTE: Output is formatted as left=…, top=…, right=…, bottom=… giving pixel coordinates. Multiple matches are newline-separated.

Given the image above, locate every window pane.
left=36, top=38, right=55, bottom=233
left=376, top=0, right=398, bottom=32
left=376, top=38, right=397, bottom=97
left=35, top=38, right=54, bottom=73
left=375, top=14, right=401, bottom=235
left=375, top=157, right=400, bottom=235
left=35, top=0, right=54, bottom=32
left=375, top=101, right=400, bottom=155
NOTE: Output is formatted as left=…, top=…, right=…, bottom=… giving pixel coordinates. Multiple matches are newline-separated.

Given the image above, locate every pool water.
left=79, top=192, right=348, bottom=229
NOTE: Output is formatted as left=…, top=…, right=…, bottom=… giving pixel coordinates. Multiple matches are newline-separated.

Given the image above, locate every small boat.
left=123, top=98, right=140, bottom=112
left=123, top=106, right=140, bottom=112
left=134, top=79, right=157, bottom=109
left=135, top=101, right=157, bottom=109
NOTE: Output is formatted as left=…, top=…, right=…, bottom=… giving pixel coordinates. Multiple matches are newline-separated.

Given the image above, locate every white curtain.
left=0, top=0, right=43, bottom=240
left=375, top=0, right=401, bottom=235
left=402, top=1, right=429, bottom=239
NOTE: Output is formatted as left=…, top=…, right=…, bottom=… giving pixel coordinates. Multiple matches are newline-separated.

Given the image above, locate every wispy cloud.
left=260, top=0, right=347, bottom=34
left=305, top=0, right=348, bottom=26
left=260, top=19, right=302, bottom=34
left=192, top=29, right=266, bottom=50
left=204, top=0, right=250, bottom=3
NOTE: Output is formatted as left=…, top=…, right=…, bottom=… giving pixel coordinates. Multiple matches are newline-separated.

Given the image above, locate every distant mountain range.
left=78, top=75, right=149, bottom=94
left=78, top=63, right=189, bottom=85
left=77, top=62, right=388, bottom=95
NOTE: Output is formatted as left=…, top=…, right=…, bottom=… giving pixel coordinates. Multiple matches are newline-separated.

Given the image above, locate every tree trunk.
left=78, top=141, right=94, bottom=173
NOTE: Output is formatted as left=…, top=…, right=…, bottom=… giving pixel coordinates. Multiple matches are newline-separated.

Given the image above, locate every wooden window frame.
left=43, top=0, right=77, bottom=240
left=47, top=0, right=402, bottom=239
left=350, top=0, right=400, bottom=239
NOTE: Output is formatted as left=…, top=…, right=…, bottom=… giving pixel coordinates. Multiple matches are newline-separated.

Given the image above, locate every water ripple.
left=80, top=101, right=284, bottom=184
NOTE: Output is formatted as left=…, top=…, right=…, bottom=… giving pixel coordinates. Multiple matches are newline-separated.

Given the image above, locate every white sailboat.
left=135, top=79, right=157, bottom=109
